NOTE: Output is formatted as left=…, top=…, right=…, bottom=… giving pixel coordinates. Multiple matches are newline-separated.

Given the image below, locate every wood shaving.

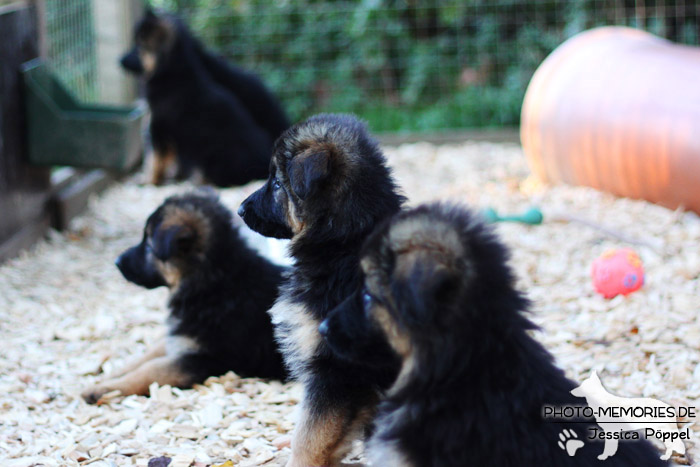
left=1, top=141, right=697, bottom=465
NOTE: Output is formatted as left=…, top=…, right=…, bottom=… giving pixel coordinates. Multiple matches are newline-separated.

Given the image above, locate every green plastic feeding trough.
left=21, top=59, right=145, bottom=171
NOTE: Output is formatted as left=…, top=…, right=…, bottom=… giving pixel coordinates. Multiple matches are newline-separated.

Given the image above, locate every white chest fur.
left=165, top=316, right=200, bottom=357
left=267, top=295, right=322, bottom=381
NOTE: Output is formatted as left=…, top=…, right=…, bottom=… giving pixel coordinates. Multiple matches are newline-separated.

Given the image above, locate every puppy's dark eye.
left=272, top=178, right=281, bottom=190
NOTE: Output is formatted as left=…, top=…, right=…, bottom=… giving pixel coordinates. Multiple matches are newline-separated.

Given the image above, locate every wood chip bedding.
left=1, top=141, right=698, bottom=466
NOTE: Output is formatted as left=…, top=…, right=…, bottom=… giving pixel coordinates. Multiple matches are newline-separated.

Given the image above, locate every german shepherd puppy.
left=238, top=114, right=405, bottom=466
left=320, top=203, right=667, bottom=466
left=120, top=10, right=290, bottom=187
left=81, top=191, right=287, bottom=404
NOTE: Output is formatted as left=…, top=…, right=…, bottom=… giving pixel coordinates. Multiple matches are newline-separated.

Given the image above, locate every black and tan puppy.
left=120, top=10, right=289, bottom=186
left=81, top=191, right=287, bottom=404
left=320, top=204, right=667, bottom=466
left=238, top=114, right=405, bottom=466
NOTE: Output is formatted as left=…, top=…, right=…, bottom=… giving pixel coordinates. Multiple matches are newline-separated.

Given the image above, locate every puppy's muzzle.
left=120, top=49, right=144, bottom=74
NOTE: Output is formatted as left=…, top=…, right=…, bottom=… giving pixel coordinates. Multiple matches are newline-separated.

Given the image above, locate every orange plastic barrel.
left=521, top=27, right=700, bottom=214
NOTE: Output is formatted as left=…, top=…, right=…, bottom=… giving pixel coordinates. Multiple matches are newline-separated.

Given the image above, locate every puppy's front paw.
left=81, top=385, right=113, bottom=404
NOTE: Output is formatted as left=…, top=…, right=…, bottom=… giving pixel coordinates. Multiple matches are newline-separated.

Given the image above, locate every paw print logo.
left=558, top=429, right=584, bottom=457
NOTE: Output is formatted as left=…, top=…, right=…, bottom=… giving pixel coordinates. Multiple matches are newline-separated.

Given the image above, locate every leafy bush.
left=150, top=0, right=699, bottom=132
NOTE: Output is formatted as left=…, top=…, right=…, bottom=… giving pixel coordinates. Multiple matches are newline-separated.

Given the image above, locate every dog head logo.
left=571, top=370, right=687, bottom=461
left=570, top=370, right=602, bottom=399
left=238, top=114, right=404, bottom=242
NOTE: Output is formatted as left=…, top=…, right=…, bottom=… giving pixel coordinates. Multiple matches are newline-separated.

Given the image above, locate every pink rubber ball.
left=591, top=248, right=644, bottom=299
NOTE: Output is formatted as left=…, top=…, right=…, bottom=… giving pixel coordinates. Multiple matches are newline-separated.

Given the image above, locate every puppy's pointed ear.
left=152, top=225, right=196, bottom=260
left=391, top=260, right=459, bottom=327
left=144, top=7, right=156, bottom=19
left=288, top=150, right=329, bottom=200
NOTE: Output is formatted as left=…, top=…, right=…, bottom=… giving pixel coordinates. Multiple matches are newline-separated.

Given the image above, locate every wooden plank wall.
left=0, top=3, right=52, bottom=262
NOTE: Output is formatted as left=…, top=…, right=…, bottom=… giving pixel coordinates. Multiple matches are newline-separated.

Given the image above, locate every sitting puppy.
left=320, top=203, right=668, bottom=466
left=82, top=191, right=287, bottom=404
left=120, top=10, right=289, bottom=186
left=238, top=114, right=405, bottom=466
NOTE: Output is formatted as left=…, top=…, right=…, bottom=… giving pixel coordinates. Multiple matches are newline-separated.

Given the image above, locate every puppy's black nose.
left=318, top=319, right=329, bottom=337
left=237, top=202, right=247, bottom=219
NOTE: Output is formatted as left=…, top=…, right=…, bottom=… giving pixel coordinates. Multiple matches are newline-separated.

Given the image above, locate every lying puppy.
left=120, top=10, right=287, bottom=186
left=82, top=191, right=287, bottom=404
left=238, top=114, right=405, bottom=466
left=320, top=203, right=668, bottom=466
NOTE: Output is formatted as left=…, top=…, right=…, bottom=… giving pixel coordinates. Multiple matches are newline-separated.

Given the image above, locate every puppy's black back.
left=368, top=204, right=666, bottom=466
left=192, top=40, right=290, bottom=141
left=169, top=242, right=287, bottom=381
left=135, top=14, right=274, bottom=186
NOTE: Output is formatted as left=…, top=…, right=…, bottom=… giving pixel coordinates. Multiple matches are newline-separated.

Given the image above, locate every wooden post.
left=0, top=2, right=52, bottom=262
left=94, top=0, right=142, bottom=104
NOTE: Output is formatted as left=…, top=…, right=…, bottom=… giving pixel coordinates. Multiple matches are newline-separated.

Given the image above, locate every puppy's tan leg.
left=151, top=147, right=176, bottom=185
left=81, top=355, right=190, bottom=404
left=106, top=339, right=166, bottom=378
left=288, top=403, right=349, bottom=467
left=287, top=400, right=373, bottom=467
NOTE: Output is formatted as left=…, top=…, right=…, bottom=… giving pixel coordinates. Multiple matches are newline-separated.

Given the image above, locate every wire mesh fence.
left=44, top=0, right=98, bottom=102
left=148, top=0, right=700, bottom=132
left=44, top=0, right=700, bottom=132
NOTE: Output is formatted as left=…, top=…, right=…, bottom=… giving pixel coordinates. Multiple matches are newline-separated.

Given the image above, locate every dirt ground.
left=1, top=141, right=698, bottom=466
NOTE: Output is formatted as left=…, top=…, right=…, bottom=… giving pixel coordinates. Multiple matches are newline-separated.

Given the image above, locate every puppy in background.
left=120, top=10, right=289, bottom=186
left=82, top=190, right=287, bottom=404
left=320, top=203, right=667, bottom=466
left=238, top=114, right=405, bottom=466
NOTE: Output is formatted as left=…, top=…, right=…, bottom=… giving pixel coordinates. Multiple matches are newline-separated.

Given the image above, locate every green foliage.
left=149, top=0, right=700, bottom=132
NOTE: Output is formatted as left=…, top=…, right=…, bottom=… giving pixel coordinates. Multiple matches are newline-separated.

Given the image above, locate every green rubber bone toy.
left=482, top=207, right=543, bottom=225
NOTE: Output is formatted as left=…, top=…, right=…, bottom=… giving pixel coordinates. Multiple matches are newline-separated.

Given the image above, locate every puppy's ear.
left=288, top=151, right=329, bottom=200
left=391, top=260, right=459, bottom=327
left=152, top=225, right=196, bottom=261
left=144, top=7, right=157, bottom=20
